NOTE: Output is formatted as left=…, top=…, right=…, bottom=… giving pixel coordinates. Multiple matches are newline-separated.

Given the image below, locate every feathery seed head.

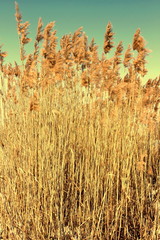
left=104, top=22, right=115, bottom=54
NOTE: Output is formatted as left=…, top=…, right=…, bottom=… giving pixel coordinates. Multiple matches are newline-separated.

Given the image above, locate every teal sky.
left=0, top=0, right=160, bottom=80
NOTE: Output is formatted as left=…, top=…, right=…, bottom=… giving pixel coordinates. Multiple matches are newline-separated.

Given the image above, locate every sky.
left=0, top=0, right=160, bottom=81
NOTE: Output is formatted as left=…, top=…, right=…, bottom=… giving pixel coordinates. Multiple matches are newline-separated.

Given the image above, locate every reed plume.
left=132, top=28, right=150, bottom=77
left=41, top=22, right=57, bottom=69
left=0, top=45, right=7, bottom=71
left=60, top=34, right=73, bottom=62
left=72, top=27, right=89, bottom=70
left=34, top=18, right=44, bottom=63
left=123, top=44, right=133, bottom=68
left=104, top=22, right=114, bottom=54
left=15, top=2, right=31, bottom=63
left=30, top=91, right=40, bottom=111
left=113, top=41, right=123, bottom=74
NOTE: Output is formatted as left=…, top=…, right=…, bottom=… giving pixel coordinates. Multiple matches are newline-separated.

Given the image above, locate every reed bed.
left=0, top=2, right=159, bottom=239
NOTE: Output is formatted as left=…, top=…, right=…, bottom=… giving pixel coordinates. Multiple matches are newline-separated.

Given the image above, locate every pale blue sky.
left=0, top=0, right=160, bottom=80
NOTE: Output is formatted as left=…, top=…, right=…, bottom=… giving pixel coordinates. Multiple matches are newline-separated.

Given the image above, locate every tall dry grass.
left=0, top=2, right=159, bottom=240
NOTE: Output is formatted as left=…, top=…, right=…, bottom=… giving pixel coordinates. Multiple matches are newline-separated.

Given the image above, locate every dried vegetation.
left=0, top=2, right=159, bottom=240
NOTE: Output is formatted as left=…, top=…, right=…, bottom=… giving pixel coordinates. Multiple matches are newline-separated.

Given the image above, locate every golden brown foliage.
left=0, top=3, right=159, bottom=240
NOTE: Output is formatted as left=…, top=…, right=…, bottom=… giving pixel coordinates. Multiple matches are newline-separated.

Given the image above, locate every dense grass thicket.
left=0, top=2, right=159, bottom=239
